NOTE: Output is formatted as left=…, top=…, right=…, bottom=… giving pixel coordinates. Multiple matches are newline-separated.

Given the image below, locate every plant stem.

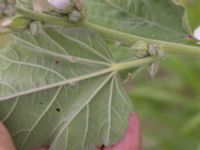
left=15, top=7, right=200, bottom=58
left=16, top=7, right=81, bottom=27
left=85, top=21, right=200, bottom=58
left=111, top=57, right=155, bottom=72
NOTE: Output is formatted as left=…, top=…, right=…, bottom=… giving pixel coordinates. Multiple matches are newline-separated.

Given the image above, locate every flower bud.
left=130, top=41, right=148, bottom=58
left=147, top=44, right=159, bottom=57
left=48, top=0, right=71, bottom=10
left=194, top=25, right=200, bottom=44
left=1, top=15, right=30, bottom=31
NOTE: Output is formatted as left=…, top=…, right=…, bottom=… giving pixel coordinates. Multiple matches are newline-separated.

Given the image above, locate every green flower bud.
left=1, top=15, right=30, bottom=31
left=130, top=41, right=148, bottom=58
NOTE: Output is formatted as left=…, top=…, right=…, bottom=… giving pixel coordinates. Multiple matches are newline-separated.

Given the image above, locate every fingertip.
left=0, top=121, right=16, bottom=150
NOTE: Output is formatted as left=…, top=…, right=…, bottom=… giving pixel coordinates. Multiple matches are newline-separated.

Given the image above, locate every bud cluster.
left=130, top=41, right=165, bottom=78
left=48, top=0, right=85, bottom=23
left=130, top=41, right=164, bottom=58
left=0, top=0, right=16, bottom=19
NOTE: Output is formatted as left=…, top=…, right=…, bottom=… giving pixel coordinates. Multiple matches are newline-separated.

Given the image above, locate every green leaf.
left=85, top=0, right=189, bottom=42
left=0, top=27, right=133, bottom=150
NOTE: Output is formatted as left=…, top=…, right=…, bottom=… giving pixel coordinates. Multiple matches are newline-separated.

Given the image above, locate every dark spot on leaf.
left=55, top=60, right=60, bottom=64
left=40, top=102, right=44, bottom=105
left=56, top=108, right=61, bottom=112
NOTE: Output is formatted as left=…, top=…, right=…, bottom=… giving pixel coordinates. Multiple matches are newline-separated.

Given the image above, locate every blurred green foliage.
left=128, top=56, right=200, bottom=150
left=127, top=0, right=200, bottom=149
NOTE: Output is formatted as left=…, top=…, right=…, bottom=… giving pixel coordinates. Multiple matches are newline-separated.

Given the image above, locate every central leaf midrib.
left=0, top=67, right=114, bottom=102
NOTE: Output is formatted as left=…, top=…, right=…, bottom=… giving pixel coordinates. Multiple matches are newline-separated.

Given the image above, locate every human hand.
left=0, top=122, right=49, bottom=150
left=0, top=122, right=16, bottom=150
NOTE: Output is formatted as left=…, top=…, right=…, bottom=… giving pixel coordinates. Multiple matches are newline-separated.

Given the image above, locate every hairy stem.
left=12, top=7, right=200, bottom=58
left=16, top=7, right=81, bottom=27
left=111, top=57, right=155, bottom=72
left=85, top=21, right=200, bottom=58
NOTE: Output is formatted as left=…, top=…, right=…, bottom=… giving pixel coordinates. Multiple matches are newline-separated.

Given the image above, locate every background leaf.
left=85, top=0, right=189, bottom=42
left=128, top=56, right=200, bottom=150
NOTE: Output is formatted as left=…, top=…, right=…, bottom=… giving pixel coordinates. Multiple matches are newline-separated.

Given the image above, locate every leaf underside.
left=0, top=27, right=133, bottom=150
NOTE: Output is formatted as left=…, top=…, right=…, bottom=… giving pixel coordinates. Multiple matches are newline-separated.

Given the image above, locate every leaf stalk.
left=111, top=57, right=155, bottom=72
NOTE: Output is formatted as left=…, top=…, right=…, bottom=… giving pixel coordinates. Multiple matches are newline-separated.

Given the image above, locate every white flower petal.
left=48, top=0, right=70, bottom=10
left=194, top=25, right=200, bottom=41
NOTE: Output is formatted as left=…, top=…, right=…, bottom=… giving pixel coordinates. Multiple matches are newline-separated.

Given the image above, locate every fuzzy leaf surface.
left=0, top=27, right=133, bottom=150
